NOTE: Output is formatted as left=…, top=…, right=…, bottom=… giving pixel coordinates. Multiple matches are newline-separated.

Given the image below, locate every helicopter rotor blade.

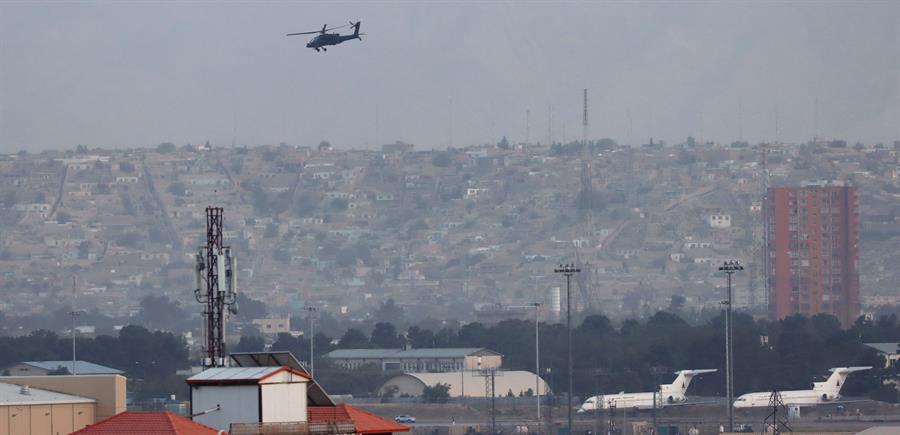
left=286, top=23, right=350, bottom=37
left=285, top=24, right=352, bottom=36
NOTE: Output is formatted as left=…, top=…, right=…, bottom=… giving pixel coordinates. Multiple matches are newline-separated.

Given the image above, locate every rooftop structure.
left=0, top=382, right=95, bottom=406
left=73, top=411, right=218, bottom=435
left=4, top=361, right=123, bottom=376
left=187, top=366, right=311, bottom=431
left=0, top=374, right=126, bottom=421
left=228, top=352, right=333, bottom=405
left=0, top=382, right=97, bottom=434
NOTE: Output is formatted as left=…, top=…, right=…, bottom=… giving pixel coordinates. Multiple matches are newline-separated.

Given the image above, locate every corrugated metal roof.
left=327, top=347, right=497, bottom=359
left=864, top=342, right=899, bottom=354
left=0, top=382, right=96, bottom=406
left=22, top=360, right=123, bottom=374
left=187, top=366, right=282, bottom=382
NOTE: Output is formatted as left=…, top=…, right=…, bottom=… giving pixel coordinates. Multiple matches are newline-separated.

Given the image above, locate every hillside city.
left=2, top=137, right=899, bottom=346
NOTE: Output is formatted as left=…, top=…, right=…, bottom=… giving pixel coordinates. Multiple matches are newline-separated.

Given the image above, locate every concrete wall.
left=0, top=375, right=125, bottom=420
left=0, top=402, right=95, bottom=435
left=192, top=384, right=259, bottom=431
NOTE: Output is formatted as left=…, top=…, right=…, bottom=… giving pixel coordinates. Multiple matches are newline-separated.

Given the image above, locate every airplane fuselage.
left=733, top=390, right=838, bottom=408
left=581, top=392, right=678, bottom=412
left=733, top=366, right=871, bottom=408
left=307, top=33, right=359, bottom=49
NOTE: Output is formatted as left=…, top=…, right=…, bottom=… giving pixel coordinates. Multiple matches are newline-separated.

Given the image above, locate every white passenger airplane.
left=733, top=366, right=872, bottom=408
left=578, top=369, right=717, bottom=412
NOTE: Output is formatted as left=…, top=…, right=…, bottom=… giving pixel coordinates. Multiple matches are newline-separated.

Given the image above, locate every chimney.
left=19, top=385, right=30, bottom=395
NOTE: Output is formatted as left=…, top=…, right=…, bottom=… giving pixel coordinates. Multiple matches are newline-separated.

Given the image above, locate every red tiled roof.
left=73, top=411, right=219, bottom=435
left=308, top=404, right=410, bottom=434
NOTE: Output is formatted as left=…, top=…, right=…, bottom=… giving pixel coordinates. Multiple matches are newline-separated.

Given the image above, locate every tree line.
left=2, top=310, right=898, bottom=401
left=0, top=325, right=189, bottom=399
left=237, top=311, right=898, bottom=399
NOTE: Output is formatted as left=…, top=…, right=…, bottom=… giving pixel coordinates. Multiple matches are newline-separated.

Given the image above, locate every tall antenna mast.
left=582, top=89, right=589, bottom=147
left=814, top=97, right=820, bottom=141
left=194, top=206, right=238, bottom=368
left=526, top=109, right=530, bottom=144
left=547, top=105, right=553, bottom=145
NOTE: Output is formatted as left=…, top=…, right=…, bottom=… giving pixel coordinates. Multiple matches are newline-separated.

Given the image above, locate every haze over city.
left=2, top=1, right=899, bottom=152
left=1, top=2, right=900, bottom=435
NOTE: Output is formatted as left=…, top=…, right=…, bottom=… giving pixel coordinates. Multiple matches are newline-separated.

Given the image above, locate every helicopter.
left=287, top=21, right=363, bottom=52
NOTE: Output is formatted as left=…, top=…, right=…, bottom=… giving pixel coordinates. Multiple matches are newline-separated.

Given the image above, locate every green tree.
left=497, top=136, right=510, bottom=150
left=235, top=335, right=266, bottom=353
left=422, top=383, right=451, bottom=403
left=338, top=328, right=370, bottom=348
left=156, top=142, right=176, bottom=153
left=370, top=323, right=402, bottom=349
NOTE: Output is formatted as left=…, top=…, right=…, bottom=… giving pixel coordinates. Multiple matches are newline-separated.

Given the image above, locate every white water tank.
left=550, top=287, right=561, bottom=314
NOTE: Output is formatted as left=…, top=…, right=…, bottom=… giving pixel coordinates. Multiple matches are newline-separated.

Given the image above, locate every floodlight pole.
left=306, top=306, right=317, bottom=377
left=533, top=302, right=541, bottom=421
left=554, top=264, right=580, bottom=435
left=70, top=309, right=82, bottom=375
left=719, top=260, right=743, bottom=432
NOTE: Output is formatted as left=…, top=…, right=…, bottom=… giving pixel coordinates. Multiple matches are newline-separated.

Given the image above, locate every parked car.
left=394, top=415, right=416, bottom=424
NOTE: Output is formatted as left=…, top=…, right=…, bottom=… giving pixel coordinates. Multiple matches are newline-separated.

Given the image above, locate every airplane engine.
left=667, top=396, right=675, bottom=403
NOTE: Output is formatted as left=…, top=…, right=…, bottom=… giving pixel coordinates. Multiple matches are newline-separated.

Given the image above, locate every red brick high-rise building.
left=767, top=184, right=860, bottom=327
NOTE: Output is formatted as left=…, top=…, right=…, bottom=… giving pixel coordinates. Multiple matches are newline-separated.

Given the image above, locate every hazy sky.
left=1, top=1, right=898, bottom=152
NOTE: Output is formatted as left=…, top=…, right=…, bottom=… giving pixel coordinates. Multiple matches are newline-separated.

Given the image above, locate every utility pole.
left=651, top=366, right=668, bottom=434
left=305, top=306, right=317, bottom=377
left=546, top=367, right=554, bottom=435
left=475, top=358, right=501, bottom=435
left=592, top=369, right=603, bottom=435
left=554, top=264, right=580, bottom=435
left=70, top=309, right=83, bottom=375
left=719, top=260, right=743, bottom=432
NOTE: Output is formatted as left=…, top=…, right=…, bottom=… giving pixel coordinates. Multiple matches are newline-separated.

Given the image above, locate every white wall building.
left=187, top=366, right=310, bottom=431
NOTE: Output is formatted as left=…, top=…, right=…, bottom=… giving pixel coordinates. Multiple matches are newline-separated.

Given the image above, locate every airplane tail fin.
left=661, top=369, right=717, bottom=401
left=813, top=366, right=871, bottom=398
left=352, top=21, right=361, bottom=38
